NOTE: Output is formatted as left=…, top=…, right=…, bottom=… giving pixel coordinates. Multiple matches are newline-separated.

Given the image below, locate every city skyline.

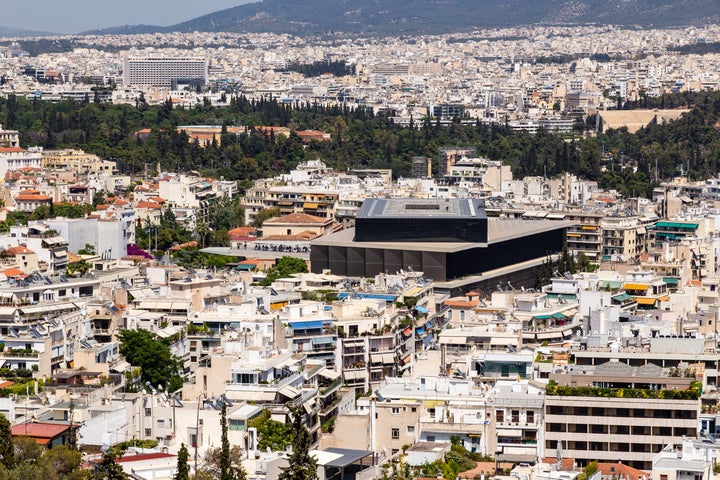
left=2, top=0, right=257, bottom=35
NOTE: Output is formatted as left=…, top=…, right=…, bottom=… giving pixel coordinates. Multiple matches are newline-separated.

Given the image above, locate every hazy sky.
left=5, top=0, right=258, bottom=34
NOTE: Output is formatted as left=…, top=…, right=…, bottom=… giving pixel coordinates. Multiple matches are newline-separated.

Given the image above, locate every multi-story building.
left=123, top=56, right=208, bottom=87
left=42, top=149, right=117, bottom=175
left=545, top=364, right=700, bottom=470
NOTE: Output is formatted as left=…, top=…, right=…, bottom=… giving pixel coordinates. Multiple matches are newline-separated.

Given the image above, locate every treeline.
left=669, top=42, right=720, bottom=55
left=281, top=59, right=354, bottom=77
left=4, top=90, right=720, bottom=198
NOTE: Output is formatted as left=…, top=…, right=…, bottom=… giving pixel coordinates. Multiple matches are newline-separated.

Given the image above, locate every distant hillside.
left=87, top=0, right=720, bottom=36
left=0, top=25, right=57, bottom=37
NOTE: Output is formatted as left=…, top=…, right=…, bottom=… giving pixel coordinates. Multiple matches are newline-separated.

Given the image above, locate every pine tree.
left=175, top=443, right=190, bottom=480
left=277, top=408, right=317, bottom=480
left=0, top=413, right=13, bottom=469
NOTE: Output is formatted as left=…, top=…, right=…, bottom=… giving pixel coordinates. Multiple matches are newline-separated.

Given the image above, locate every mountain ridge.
left=82, top=0, right=720, bottom=36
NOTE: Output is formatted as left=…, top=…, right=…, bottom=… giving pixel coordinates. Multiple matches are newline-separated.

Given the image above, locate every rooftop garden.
left=546, top=379, right=702, bottom=400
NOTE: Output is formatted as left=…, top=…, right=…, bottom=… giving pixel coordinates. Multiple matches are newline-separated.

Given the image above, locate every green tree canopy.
left=117, top=329, right=183, bottom=393
left=261, top=256, right=308, bottom=286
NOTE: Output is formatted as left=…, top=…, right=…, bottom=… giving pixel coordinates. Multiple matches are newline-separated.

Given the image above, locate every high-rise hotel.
left=123, top=56, right=208, bottom=87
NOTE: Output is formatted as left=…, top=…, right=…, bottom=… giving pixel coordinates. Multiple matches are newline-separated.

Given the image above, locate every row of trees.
left=4, top=88, right=720, bottom=201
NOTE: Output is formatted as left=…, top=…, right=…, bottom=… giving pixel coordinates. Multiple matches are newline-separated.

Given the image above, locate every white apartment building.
left=123, top=56, right=209, bottom=87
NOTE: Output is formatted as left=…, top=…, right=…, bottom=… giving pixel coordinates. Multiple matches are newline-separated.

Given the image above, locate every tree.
left=252, top=208, right=281, bottom=230
left=0, top=414, right=13, bottom=469
left=117, top=329, right=183, bottom=393
left=94, top=452, right=128, bottom=479
left=175, top=444, right=190, bottom=480
left=220, top=403, right=232, bottom=480
left=261, top=256, right=308, bottom=286
left=277, top=408, right=317, bottom=480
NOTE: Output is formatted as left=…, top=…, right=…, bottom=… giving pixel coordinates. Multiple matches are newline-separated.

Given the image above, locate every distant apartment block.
left=123, top=56, right=209, bottom=87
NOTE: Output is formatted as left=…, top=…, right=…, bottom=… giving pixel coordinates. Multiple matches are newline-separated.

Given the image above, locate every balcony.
left=0, top=350, right=39, bottom=359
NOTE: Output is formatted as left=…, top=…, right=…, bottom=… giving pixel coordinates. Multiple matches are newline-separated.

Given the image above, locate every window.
left=391, top=428, right=400, bottom=439
left=407, top=426, right=415, bottom=434
left=391, top=407, right=400, bottom=414
left=145, top=408, right=151, bottom=416
left=511, top=410, right=519, bottom=423
left=426, top=435, right=435, bottom=442
left=496, top=410, right=504, bottom=422
left=527, top=411, right=534, bottom=424
left=145, top=428, right=152, bottom=437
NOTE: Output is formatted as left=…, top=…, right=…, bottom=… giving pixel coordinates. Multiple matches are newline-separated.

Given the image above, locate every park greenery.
left=4, top=90, right=720, bottom=202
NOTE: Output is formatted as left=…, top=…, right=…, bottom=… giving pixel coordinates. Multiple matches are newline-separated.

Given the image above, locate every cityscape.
left=1, top=2, right=720, bottom=479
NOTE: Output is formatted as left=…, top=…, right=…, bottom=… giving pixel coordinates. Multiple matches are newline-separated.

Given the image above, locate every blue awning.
left=415, top=306, right=429, bottom=314
left=337, top=292, right=398, bottom=302
left=289, top=320, right=329, bottom=330
left=424, top=320, right=434, bottom=329
left=415, top=327, right=425, bottom=335
left=423, top=335, right=433, bottom=347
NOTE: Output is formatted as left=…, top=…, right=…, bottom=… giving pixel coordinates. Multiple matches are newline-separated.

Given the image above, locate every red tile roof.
left=115, top=452, right=175, bottom=463
left=11, top=422, right=69, bottom=439
left=264, top=212, right=328, bottom=225
left=5, top=245, right=34, bottom=255
left=0, top=147, right=25, bottom=153
left=1, top=267, right=24, bottom=278
left=135, top=201, right=162, bottom=209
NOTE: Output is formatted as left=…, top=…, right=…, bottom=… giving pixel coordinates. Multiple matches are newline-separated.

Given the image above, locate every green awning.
left=662, top=277, right=679, bottom=285
left=534, top=315, right=552, bottom=320
left=655, top=221, right=698, bottom=230
left=612, top=293, right=633, bottom=302
left=551, top=313, right=566, bottom=319
left=235, top=264, right=256, bottom=271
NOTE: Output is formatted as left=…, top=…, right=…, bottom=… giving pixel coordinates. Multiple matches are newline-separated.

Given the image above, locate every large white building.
left=123, top=56, right=208, bottom=87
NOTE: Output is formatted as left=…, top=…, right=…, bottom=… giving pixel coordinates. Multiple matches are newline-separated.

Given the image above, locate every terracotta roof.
left=0, top=147, right=25, bottom=153
left=16, top=194, right=52, bottom=201
left=0, top=381, right=14, bottom=389
left=135, top=201, right=162, bottom=209
left=264, top=212, right=328, bottom=225
left=169, top=240, right=199, bottom=251
left=115, top=452, right=175, bottom=463
left=113, top=199, right=129, bottom=205
left=262, top=231, right=318, bottom=241
left=597, top=462, right=649, bottom=480
left=229, top=226, right=257, bottom=237
left=1, top=268, right=24, bottom=278
left=5, top=245, right=34, bottom=255
left=443, top=299, right=479, bottom=308
left=11, top=422, right=69, bottom=439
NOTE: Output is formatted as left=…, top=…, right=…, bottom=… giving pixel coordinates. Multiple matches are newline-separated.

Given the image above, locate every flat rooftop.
left=357, top=198, right=485, bottom=219
left=313, top=219, right=574, bottom=252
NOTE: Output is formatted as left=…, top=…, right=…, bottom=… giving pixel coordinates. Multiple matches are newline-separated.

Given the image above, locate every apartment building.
left=545, top=365, right=699, bottom=470
left=123, top=56, right=208, bottom=87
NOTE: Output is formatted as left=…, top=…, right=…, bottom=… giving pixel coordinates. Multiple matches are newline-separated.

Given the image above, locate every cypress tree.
left=220, top=402, right=232, bottom=480
left=175, top=443, right=190, bottom=480
left=277, top=408, right=317, bottom=480
left=0, top=413, right=14, bottom=469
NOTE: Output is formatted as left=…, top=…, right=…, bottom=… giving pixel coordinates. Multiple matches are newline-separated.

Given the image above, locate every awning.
left=279, top=386, right=300, bottom=399
left=318, top=369, right=341, bottom=381
left=425, top=320, right=435, bottom=329
left=662, top=277, right=679, bottom=286
left=312, top=337, right=334, bottom=345
left=344, top=370, right=366, bottom=380
left=303, top=399, right=315, bottom=414
left=111, top=361, right=131, bottom=373
left=612, top=293, right=633, bottom=303
left=234, top=391, right=276, bottom=402
left=415, top=306, right=429, bottom=314
left=289, top=320, right=328, bottom=330
left=402, top=327, right=412, bottom=337
left=551, top=313, right=566, bottom=319
left=401, top=354, right=412, bottom=365
left=533, top=315, right=552, bottom=320
left=567, top=233, right=581, bottom=237
left=635, top=297, right=657, bottom=306
left=416, top=327, right=425, bottom=335
left=371, top=353, right=395, bottom=364
left=623, top=283, right=648, bottom=291
left=303, top=202, right=319, bottom=209
left=423, top=335, right=433, bottom=347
